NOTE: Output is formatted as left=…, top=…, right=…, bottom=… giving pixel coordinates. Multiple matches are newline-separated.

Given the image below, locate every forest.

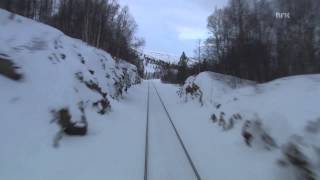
left=171, top=0, right=320, bottom=84
left=201, top=0, right=320, bottom=82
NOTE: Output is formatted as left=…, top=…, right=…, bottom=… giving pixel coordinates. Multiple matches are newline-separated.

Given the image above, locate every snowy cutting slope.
left=0, top=9, right=144, bottom=180
left=175, top=71, right=320, bottom=179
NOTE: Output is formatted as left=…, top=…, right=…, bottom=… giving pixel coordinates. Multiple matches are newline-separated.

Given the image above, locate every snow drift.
left=0, top=9, right=141, bottom=178
left=179, top=71, right=320, bottom=179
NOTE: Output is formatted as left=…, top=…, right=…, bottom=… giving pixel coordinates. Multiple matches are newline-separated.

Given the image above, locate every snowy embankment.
left=176, top=71, right=320, bottom=179
left=0, top=9, right=144, bottom=179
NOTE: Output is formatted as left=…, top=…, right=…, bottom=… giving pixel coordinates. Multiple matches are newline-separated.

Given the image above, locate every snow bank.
left=179, top=71, right=320, bottom=179
left=0, top=9, right=141, bottom=177
left=179, top=71, right=254, bottom=105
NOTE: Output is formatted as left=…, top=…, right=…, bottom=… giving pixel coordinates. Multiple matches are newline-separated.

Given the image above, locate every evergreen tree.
left=177, top=52, right=188, bottom=84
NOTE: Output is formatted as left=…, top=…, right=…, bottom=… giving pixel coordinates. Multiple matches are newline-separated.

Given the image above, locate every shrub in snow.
left=123, top=70, right=131, bottom=93
left=211, top=113, right=218, bottom=123
left=85, top=80, right=107, bottom=98
left=0, top=56, right=23, bottom=81
left=89, top=70, right=95, bottom=75
left=277, top=118, right=320, bottom=180
left=177, top=87, right=183, bottom=97
left=58, top=108, right=72, bottom=129
left=48, top=53, right=62, bottom=64
left=106, top=73, right=110, bottom=79
left=305, top=118, right=320, bottom=134
left=77, top=53, right=86, bottom=64
left=218, top=112, right=226, bottom=127
left=52, top=107, right=88, bottom=136
left=179, top=82, right=203, bottom=105
left=93, top=99, right=111, bottom=115
left=75, top=72, right=85, bottom=81
left=279, top=137, right=316, bottom=180
left=111, top=67, right=137, bottom=99
left=113, top=80, right=124, bottom=99
left=185, top=83, right=201, bottom=96
left=53, top=129, right=63, bottom=148
left=52, top=108, right=84, bottom=148
left=222, top=113, right=242, bottom=131
left=59, top=108, right=87, bottom=136
left=241, top=116, right=277, bottom=149
left=223, top=117, right=235, bottom=131
left=212, top=112, right=242, bottom=131
left=242, top=120, right=254, bottom=147
left=75, top=72, right=107, bottom=98
left=232, top=113, right=242, bottom=120
left=75, top=72, right=111, bottom=114
left=60, top=53, right=66, bottom=60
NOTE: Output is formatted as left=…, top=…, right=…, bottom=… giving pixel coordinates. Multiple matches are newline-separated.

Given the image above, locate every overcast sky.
left=118, top=0, right=227, bottom=57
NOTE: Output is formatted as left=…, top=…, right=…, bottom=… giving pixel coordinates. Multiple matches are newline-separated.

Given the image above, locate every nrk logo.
left=275, top=12, right=290, bottom=19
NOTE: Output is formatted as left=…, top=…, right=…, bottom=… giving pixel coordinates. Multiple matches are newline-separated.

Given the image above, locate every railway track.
left=143, top=82, right=202, bottom=180
left=144, top=83, right=150, bottom=180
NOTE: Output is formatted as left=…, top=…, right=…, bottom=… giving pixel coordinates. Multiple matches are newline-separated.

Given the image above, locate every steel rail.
left=143, top=83, right=150, bottom=180
left=152, top=83, right=202, bottom=180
